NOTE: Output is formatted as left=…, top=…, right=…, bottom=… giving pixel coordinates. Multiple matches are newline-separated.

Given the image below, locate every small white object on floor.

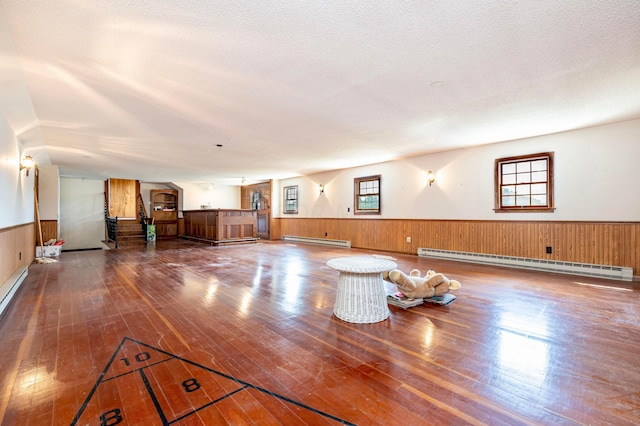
left=34, top=257, right=57, bottom=264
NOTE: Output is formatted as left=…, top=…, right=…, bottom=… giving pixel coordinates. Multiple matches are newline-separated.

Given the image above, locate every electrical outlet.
left=19, top=251, right=22, bottom=260
left=406, top=237, right=411, bottom=243
left=546, top=246, right=552, bottom=254
left=347, top=207, right=350, bottom=212
left=325, top=232, right=328, bottom=237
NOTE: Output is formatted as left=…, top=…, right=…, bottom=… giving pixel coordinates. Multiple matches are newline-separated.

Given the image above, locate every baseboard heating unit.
left=0, top=266, right=28, bottom=317
left=282, top=235, right=351, bottom=248
left=418, top=248, right=633, bottom=281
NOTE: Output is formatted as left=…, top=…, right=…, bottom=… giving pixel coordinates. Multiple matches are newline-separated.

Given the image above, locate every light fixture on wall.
left=427, top=170, right=435, bottom=186
left=319, top=184, right=324, bottom=194
left=20, top=155, right=36, bottom=176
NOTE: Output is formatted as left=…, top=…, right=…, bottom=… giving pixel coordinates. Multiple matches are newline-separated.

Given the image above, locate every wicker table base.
left=327, top=256, right=397, bottom=323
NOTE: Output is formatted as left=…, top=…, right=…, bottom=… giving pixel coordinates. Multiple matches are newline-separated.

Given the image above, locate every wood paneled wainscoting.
left=1, top=222, right=35, bottom=316
left=274, top=218, right=640, bottom=278
left=1, top=222, right=35, bottom=284
left=35, top=219, right=58, bottom=244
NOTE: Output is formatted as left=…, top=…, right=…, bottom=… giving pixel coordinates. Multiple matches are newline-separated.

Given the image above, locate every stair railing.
left=103, top=192, right=118, bottom=248
left=138, top=193, right=151, bottom=232
left=106, top=216, right=119, bottom=248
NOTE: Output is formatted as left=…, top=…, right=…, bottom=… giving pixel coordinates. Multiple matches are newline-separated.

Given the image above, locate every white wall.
left=0, top=115, right=33, bottom=229
left=60, top=178, right=105, bottom=250
left=275, top=119, right=640, bottom=222
left=176, top=182, right=241, bottom=210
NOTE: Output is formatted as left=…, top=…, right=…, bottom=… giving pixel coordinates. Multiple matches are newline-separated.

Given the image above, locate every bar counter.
left=182, top=209, right=258, bottom=245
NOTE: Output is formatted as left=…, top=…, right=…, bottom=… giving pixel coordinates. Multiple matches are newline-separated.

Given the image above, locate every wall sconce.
left=427, top=170, right=435, bottom=186
left=319, top=184, right=324, bottom=194
left=20, top=155, right=36, bottom=176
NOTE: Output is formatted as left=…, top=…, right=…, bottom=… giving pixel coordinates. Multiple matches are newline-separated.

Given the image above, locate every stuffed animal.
left=383, top=268, right=461, bottom=299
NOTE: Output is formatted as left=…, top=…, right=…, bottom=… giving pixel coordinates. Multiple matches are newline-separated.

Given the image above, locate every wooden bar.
left=182, top=209, right=258, bottom=245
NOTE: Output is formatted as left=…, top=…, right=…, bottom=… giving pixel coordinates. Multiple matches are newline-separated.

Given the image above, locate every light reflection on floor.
left=497, top=311, right=550, bottom=393
left=282, top=260, right=303, bottom=313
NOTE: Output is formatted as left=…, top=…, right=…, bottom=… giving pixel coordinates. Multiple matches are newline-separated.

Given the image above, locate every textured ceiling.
left=1, top=1, right=639, bottom=184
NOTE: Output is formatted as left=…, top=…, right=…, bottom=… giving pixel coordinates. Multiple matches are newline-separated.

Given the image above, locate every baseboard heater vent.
left=418, top=248, right=633, bottom=282
left=282, top=235, right=351, bottom=248
left=0, top=266, right=28, bottom=318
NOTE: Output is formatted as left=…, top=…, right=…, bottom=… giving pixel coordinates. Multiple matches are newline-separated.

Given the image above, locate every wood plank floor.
left=0, top=239, right=639, bottom=425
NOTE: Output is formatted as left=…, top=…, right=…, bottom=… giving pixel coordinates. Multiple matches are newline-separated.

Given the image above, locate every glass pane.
left=358, top=196, right=369, bottom=209
left=502, top=163, right=516, bottom=174
left=502, top=174, right=516, bottom=185
left=531, top=195, right=547, bottom=206
left=502, top=185, right=515, bottom=195
left=502, top=195, right=515, bottom=206
left=531, top=159, right=547, bottom=172
left=516, top=161, right=531, bottom=173
left=285, top=187, right=296, bottom=199
left=358, top=195, right=379, bottom=210
left=531, top=171, right=547, bottom=182
left=516, top=195, right=530, bottom=206
left=516, top=184, right=530, bottom=195
left=516, top=173, right=531, bottom=183
left=285, top=200, right=297, bottom=211
left=530, top=183, right=547, bottom=194
left=360, top=180, right=378, bottom=195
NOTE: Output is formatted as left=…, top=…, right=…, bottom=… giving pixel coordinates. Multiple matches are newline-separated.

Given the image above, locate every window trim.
left=494, top=152, right=555, bottom=213
left=354, top=175, right=381, bottom=215
left=283, top=185, right=298, bottom=214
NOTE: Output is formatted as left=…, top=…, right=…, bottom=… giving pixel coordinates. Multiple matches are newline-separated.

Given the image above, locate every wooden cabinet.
left=182, top=209, right=257, bottom=245
left=151, top=190, right=178, bottom=238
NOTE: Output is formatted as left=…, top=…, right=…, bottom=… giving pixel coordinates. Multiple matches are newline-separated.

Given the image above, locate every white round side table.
left=326, top=256, right=397, bottom=323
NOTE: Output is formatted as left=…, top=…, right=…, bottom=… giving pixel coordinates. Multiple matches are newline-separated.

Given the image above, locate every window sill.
left=494, top=207, right=555, bottom=213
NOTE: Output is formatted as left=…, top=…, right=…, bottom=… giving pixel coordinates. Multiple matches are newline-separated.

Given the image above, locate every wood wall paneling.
left=35, top=220, right=58, bottom=245
left=275, top=218, right=640, bottom=276
left=1, top=223, right=36, bottom=286
left=107, top=178, right=138, bottom=218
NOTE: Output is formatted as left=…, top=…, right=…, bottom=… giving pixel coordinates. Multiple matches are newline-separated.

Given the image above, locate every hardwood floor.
left=0, top=240, right=638, bottom=425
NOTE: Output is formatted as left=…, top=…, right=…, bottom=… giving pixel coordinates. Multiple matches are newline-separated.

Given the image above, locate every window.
left=283, top=185, right=298, bottom=214
left=354, top=175, right=381, bottom=215
left=495, top=152, right=554, bottom=212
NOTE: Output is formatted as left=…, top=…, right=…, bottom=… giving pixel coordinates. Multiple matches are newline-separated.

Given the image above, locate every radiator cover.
left=282, top=235, right=351, bottom=248
left=417, top=248, right=633, bottom=281
left=0, top=266, right=28, bottom=317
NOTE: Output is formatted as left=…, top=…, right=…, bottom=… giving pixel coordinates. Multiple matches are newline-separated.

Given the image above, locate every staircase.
left=104, top=190, right=152, bottom=249
left=115, top=219, right=147, bottom=247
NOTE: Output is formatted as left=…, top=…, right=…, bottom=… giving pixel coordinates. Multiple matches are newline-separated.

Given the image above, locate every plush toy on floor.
left=383, top=269, right=461, bottom=299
